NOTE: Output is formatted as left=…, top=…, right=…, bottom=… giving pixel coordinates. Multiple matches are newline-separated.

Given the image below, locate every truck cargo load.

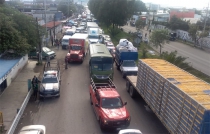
left=128, top=59, right=210, bottom=134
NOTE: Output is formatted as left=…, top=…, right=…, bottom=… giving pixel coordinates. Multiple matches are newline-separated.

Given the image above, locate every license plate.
left=46, top=94, right=51, bottom=96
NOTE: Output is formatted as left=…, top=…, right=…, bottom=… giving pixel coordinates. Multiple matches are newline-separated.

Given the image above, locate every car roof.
left=62, top=35, right=72, bottom=39
left=98, top=89, right=120, bottom=98
left=19, top=125, right=46, bottom=134
left=118, top=129, right=142, bottom=134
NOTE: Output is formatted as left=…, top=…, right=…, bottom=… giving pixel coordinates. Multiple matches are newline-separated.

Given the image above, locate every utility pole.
left=203, top=2, right=209, bottom=33
left=54, top=14, right=56, bottom=41
left=36, top=17, right=42, bottom=65
left=68, top=0, right=69, bottom=17
left=44, top=0, right=47, bottom=46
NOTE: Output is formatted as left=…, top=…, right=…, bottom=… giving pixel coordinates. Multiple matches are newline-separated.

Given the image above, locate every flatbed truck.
left=126, top=59, right=210, bottom=134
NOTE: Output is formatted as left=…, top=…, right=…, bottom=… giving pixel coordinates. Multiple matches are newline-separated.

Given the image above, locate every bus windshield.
left=91, top=57, right=113, bottom=71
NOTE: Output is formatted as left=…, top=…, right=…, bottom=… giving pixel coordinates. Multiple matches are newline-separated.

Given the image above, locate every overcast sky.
left=142, top=0, right=210, bottom=9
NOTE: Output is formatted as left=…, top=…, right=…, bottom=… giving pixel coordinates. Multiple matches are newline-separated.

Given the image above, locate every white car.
left=148, top=50, right=155, bottom=55
left=18, top=125, right=46, bottom=134
left=106, top=42, right=115, bottom=51
left=118, top=129, right=142, bottom=134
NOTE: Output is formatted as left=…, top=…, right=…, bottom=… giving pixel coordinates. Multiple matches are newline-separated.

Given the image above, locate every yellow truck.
left=126, top=59, right=210, bottom=134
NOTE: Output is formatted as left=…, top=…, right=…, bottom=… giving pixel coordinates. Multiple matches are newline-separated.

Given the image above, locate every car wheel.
left=122, top=73, right=126, bottom=78
left=126, top=80, right=130, bottom=92
left=90, top=95, right=93, bottom=105
left=99, top=118, right=105, bottom=131
left=129, top=86, right=136, bottom=98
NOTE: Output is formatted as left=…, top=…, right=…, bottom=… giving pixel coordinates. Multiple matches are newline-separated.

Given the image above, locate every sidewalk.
left=0, top=60, right=40, bottom=132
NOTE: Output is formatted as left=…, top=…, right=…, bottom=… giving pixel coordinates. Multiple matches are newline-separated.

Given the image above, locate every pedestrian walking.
left=46, top=56, right=50, bottom=67
left=145, top=33, right=147, bottom=38
left=51, top=35, right=54, bottom=46
left=65, top=53, right=70, bottom=69
left=149, top=29, right=151, bottom=34
left=32, top=75, right=40, bottom=101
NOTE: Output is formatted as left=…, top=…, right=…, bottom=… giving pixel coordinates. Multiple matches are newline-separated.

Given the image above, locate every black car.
left=169, top=32, right=177, bottom=41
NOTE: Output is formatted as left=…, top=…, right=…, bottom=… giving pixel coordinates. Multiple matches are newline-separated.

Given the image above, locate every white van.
left=64, top=28, right=76, bottom=36
left=62, top=35, right=71, bottom=49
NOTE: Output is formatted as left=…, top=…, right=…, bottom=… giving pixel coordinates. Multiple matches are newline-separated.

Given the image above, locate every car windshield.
left=70, top=46, right=82, bottom=50
left=62, top=39, right=69, bottom=43
left=42, top=47, right=51, bottom=52
left=42, top=77, right=58, bottom=83
left=88, top=35, right=99, bottom=39
left=122, top=61, right=136, bottom=67
left=101, top=97, right=123, bottom=109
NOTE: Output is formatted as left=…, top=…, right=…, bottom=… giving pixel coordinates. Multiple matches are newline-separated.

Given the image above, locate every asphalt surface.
left=122, top=25, right=210, bottom=76
left=14, top=46, right=168, bottom=134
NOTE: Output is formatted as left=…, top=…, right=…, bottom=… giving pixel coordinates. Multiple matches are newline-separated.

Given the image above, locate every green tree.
left=0, top=5, right=41, bottom=56
left=135, top=19, right=146, bottom=32
left=188, top=24, right=209, bottom=46
left=168, top=16, right=189, bottom=31
left=0, top=13, right=30, bottom=56
left=150, top=29, right=169, bottom=54
left=88, top=0, right=147, bottom=30
left=57, top=0, right=76, bottom=17
left=161, top=51, right=190, bottom=69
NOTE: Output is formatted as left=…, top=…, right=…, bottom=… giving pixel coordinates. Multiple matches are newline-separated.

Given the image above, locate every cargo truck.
left=68, top=33, right=89, bottom=63
left=126, top=59, right=210, bottom=134
left=115, top=40, right=138, bottom=78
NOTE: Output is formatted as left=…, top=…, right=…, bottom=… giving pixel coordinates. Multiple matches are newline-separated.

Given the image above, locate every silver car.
left=18, top=125, right=46, bottom=134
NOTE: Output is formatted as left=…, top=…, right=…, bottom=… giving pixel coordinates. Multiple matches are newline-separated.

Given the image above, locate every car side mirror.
left=95, top=103, right=99, bottom=107
left=124, top=102, right=127, bottom=105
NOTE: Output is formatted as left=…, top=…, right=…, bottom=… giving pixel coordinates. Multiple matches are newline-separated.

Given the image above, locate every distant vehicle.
left=169, top=32, right=177, bottom=41
left=40, top=60, right=61, bottom=99
left=148, top=50, right=155, bottom=55
left=64, top=29, right=76, bottom=36
left=82, top=19, right=87, bottom=22
left=29, top=47, right=56, bottom=59
left=89, top=78, right=131, bottom=130
left=80, top=22, right=86, bottom=27
left=105, top=42, right=115, bottom=51
left=73, top=22, right=78, bottom=27
left=62, top=35, right=72, bottom=49
left=89, top=43, right=114, bottom=81
left=118, top=129, right=142, bottom=134
left=68, top=33, right=89, bottom=63
left=18, top=125, right=46, bottom=134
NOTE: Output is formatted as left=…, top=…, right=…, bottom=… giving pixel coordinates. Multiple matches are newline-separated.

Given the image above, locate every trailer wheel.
left=129, top=86, right=136, bottom=98
left=126, top=80, right=130, bottom=92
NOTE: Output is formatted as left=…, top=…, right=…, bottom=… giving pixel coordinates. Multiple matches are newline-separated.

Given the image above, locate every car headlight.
left=102, top=118, right=109, bottom=124
left=126, top=116, right=131, bottom=122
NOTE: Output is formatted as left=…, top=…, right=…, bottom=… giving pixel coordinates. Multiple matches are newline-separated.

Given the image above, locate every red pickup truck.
left=89, top=78, right=131, bottom=130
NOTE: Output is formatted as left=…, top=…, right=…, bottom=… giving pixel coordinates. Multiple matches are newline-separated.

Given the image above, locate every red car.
left=89, top=78, right=131, bottom=130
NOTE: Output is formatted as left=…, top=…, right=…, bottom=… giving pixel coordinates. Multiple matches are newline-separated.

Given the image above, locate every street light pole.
left=44, top=0, right=47, bottom=46
left=203, top=2, right=209, bottom=33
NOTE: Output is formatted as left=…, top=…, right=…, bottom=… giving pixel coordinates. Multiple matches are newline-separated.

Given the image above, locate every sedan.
left=118, top=129, right=142, bottom=134
left=18, top=125, right=46, bottom=134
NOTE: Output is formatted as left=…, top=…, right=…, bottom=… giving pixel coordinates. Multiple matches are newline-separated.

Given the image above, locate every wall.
left=6, top=55, right=28, bottom=86
left=170, top=11, right=195, bottom=19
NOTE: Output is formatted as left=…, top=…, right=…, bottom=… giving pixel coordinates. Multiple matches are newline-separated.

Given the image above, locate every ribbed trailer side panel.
left=136, top=59, right=210, bottom=134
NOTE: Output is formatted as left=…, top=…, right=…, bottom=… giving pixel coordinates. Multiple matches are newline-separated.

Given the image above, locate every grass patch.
left=100, top=25, right=210, bottom=83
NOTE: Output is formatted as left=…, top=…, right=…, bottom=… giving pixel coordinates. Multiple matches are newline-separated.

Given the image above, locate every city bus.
left=89, top=43, right=114, bottom=81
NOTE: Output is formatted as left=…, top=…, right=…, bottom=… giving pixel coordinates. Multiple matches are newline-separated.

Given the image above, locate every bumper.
left=68, top=58, right=83, bottom=62
left=39, top=91, right=60, bottom=98
left=101, top=120, right=130, bottom=129
left=62, top=45, right=68, bottom=49
left=123, top=71, right=137, bottom=76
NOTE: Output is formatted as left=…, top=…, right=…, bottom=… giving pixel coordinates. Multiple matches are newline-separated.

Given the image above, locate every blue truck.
left=114, top=46, right=138, bottom=78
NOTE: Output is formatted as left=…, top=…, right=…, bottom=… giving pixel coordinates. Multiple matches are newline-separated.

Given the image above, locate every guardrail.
left=7, top=89, right=33, bottom=134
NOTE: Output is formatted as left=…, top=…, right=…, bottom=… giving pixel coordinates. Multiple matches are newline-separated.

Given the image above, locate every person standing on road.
left=65, top=53, right=70, bottom=69
left=47, top=56, right=50, bottom=67
left=32, top=75, right=40, bottom=101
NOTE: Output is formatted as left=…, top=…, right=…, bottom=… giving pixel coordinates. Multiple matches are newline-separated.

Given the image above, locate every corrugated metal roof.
left=0, top=58, right=21, bottom=79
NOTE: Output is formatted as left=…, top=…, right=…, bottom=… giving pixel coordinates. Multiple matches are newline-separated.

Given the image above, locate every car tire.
left=122, top=73, right=126, bottom=78
left=126, top=80, right=130, bottom=92
left=90, top=95, right=93, bottom=105
left=129, top=86, right=136, bottom=98
left=99, top=118, right=105, bottom=131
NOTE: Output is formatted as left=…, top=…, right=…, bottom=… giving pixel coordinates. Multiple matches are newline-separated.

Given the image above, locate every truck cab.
left=68, top=33, right=89, bottom=63
left=89, top=78, right=130, bottom=130
left=120, top=60, right=138, bottom=78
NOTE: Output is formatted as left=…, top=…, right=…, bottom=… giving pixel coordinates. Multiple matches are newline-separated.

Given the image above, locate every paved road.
left=122, top=25, right=210, bottom=76
left=14, top=47, right=168, bottom=134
